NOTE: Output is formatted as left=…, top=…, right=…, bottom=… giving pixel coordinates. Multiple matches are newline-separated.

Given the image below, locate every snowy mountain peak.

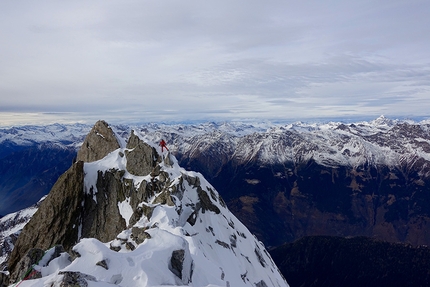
left=370, top=115, right=394, bottom=126
left=5, top=122, right=288, bottom=287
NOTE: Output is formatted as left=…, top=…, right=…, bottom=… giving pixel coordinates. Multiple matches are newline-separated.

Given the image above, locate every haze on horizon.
left=1, top=0, right=429, bottom=126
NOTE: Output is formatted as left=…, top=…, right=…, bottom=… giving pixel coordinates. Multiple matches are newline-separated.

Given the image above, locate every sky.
left=1, top=0, right=430, bottom=126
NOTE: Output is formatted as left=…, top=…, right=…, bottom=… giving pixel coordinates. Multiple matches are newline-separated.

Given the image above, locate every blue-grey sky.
left=1, top=0, right=430, bottom=126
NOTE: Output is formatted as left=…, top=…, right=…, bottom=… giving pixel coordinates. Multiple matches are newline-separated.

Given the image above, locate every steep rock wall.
left=8, top=161, right=85, bottom=278
left=7, top=123, right=166, bottom=281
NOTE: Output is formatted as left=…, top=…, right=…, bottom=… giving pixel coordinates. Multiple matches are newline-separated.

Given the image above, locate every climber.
left=159, top=139, right=169, bottom=152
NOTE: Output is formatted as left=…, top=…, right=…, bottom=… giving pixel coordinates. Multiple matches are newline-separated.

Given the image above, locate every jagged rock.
left=129, top=204, right=154, bottom=227
left=0, top=233, right=18, bottom=271
left=187, top=210, right=198, bottom=226
left=215, top=240, right=230, bottom=249
left=164, top=152, right=174, bottom=166
left=109, top=245, right=121, bottom=252
left=169, top=249, right=185, bottom=279
left=8, top=122, right=158, bottom=282
left=184, top=174, right=201, bottom=187
left=58, top=271, right=96, bottom=287
left=76, top=120, right=120, bottom=163
left=125, top=242, right=135, bottom=251
left=9, top=248, right=44, bottom=283
left=8, top=161, right=85, bottom=278
left=96, top=259, right=108, bottom=270
left=5, top=120, right=288, bottom=287
left=126, top=130, right=160, bottom=176
left=0, top=272, right=9, bottom=287
left=254, top=247, right=267, bottom=267
left=81, top=169, right=127, bottom=243
left=168, top=247, right=193, bottom=284
left=255, top=280, right=269, bottom=287
left=68, top=249, right=81, bottom=261
left=131, top=227, right=151, bottom=244
left=159, top=171, right=169, bottom=183
left=153, top=189, right=175, bottom=206
left=197, top=186, right=220, bottom=214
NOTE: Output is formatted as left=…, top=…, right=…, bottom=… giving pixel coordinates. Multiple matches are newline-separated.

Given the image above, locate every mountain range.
left=2, top=116, right=430, bottom=247
left=1, top=120, right=288, bottom=287
left=3, top=116, right=430, bottom=286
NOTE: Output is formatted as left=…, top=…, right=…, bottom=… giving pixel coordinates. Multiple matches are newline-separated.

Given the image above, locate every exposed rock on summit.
left=7, top=120, right=288, bottom=287
left=125, top=130, right=160, bottom=176
left=76, top=120, right=120, bottom=163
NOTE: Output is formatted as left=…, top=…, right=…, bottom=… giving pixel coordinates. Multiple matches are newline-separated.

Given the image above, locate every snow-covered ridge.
left=0, top=200, right=42, bottom=271
left=132, top=116, right=430, bottom=169
left=7, top=130, right=288, bottom=286
left=0, top=123, right=90, bottom=148
left=2, top=116, right=430, bottom=169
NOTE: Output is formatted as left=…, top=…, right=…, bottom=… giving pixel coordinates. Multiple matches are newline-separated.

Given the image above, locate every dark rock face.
left=8, top=161, right=85, bottom=275
left=0, top=271, right=9, bottom=287
left=8, top=121, right=126, bottom=280
left=76, top=120, right=120, bottom=163
left=9, top=248, right=44, bottom=283
left=58, top=271, right=96, bottom=287
left=81, top=169, right=127, bottom=242
left=270, top=236, right=430, bottom=287
left=7, top=124, right=165, bottom=283
left=126, top=131, right=160, bottom=176
left=170, top=249, right=185, bottom=279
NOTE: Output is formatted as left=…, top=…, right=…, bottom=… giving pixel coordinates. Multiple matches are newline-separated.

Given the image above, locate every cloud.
left=0, top=0, right=429, bottom=125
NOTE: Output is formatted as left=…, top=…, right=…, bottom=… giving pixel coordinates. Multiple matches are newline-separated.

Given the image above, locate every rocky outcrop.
left=81, top=169, right=128, bottom=242
left=125, top=130, right=160, bottom=176
left=7, top=123, right=167, bottom=283
left=0, top=272, right=8, bottom=287
left=5, top=121, right=288, bottom=287
left=76, top=120, right=120, bottom=162
left=8, top=121, right=129, bottom=280
left=58, top=271, right=97, bottom=287
left=9, top=248, right=44, bottom=283
left=169, top=249, right=193, bottom=283
left=8, top=161, right=85, bottom=275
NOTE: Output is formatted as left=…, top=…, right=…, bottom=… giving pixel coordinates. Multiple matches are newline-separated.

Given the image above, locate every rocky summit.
left=4, top=120, right=288, bottom=287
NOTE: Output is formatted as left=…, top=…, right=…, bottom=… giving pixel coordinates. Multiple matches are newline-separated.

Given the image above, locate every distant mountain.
left=269, top=236, right=430, bottom=287
left=3, top=120, right=288, bottom=287
left=3, top=117, right=430, bottom=248
left=135, top=116, right=430, bottom=247
left=0, top=124, right=89, bottom=215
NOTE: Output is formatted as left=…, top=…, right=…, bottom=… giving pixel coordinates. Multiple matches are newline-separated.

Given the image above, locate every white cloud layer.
left=1, top=0, right=429, bottom=125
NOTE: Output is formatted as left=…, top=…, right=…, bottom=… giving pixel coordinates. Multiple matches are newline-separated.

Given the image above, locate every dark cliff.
left=7, top=121, right=162, bottom=282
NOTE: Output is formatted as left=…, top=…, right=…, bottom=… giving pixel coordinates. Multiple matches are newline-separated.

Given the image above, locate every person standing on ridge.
left=159, top=139, right=169, bottom=152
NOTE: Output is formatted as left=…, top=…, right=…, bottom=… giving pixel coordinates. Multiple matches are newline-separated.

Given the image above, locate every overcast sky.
left=1, top=0, right=429, bottom=126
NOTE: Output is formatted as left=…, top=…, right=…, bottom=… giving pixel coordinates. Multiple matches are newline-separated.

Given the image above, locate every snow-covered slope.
left=4, top=116, right=430, bottom=252
left=0, top=123, right=90, bottom=148
left=132, top=116, right=430, bottom=170
left=0, top=201, right=41, bottom=271
left=7, top=126, right=288, bottom=287
left=2, top=117, right=430, bottom=171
